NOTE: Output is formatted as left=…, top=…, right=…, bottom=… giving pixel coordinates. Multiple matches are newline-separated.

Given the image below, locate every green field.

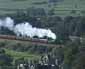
left=0, top=39, right=41, bottom=63
left=0, top=0, right=85, bottom=16
left=5, top=49, right=41, bottom=60
left=0, top=0, right=47, bottom=15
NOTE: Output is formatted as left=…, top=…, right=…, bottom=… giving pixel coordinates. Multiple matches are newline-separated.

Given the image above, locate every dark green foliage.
left=0, top=42, right=6, bottom=48
left=27, top=7, right=46, bottom=17
left=0, top=49, right=13, bottom=66
left=10, top=10, right=28, bottom=24
left=32, top=1, right=47, bottom=5
left=49, top=0, right=63, bottom=3
left=51, top=47, right=64, bottom=65
left=64, top=16, right=82, bottom=36
left=63, top=40, right=85, bottom=69
left=48, top=9, right=55, bottom=15
left=43, top=36, right=48, bottom=39
left=15, top=57, right=24, bottom=65
left=0, top=49, right=5, bottom=54
left=70, top=10, right=77, bottom=14
left=33, top=36, right=39, bottom=38
left=64, top=43, right=79, bottom=64
left=54, top=34, right=69, bottom=44
left=0, top=27, right=15, bottom=35
left=72, top=55, right=85, bottom=69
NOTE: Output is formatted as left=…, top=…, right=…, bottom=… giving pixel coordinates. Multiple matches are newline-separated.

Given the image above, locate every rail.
left=0, top=35, right=64, bottom=48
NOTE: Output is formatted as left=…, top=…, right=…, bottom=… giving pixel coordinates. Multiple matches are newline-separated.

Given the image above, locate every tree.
left=72, top=55, right=85, bottom=69
left=48, top=9, right=55, bottom=15
left=0, top=49, right=13, bottom=66
left=27, top=7, right=46, bottom=17
left=63, top=42, right=79, bottom=69
left=43, top=36, right=48, bottom=39
left=72, top=46, right=85, bottom=69
left=33, top=36, right=39, bottom=38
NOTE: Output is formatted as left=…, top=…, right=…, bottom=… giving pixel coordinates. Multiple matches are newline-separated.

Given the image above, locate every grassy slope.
left=4, top=48, right=41, bottom=65
left=0, top=39, right=41, bottom=61
left=54, top=0, right=85, bottom=16
left=5, top=49, right=41, bottom=60
left=0, top=0, right=85, bottom=16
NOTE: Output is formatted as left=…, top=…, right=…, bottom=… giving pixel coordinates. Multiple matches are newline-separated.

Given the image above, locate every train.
left=0, top=35, right=55, bottom=44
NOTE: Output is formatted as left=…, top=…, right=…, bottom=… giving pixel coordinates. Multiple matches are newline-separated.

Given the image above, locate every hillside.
left=0, top=0, right=85, bottom=69
left=0, top=0, right=85, bottom=16
left=0, top=38, right=60, bottom=65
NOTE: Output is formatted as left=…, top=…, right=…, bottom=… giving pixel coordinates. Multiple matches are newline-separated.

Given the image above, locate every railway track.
left=0, top=35, right=64, bottom=48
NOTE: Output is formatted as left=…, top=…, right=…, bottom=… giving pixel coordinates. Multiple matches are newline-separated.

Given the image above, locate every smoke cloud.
left=0, top=17, right=56, bottom=40
left=0, top=17, right=14, bottom=30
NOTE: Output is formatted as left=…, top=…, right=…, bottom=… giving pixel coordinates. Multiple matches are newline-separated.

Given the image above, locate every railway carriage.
left=0, top=35, right=55, bottom=44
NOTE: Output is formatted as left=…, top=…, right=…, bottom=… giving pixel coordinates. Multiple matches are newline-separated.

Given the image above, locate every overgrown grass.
left=4, top=49, right=41, bottom=60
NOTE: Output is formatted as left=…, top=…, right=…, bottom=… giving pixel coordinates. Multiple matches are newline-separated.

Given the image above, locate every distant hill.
left=0, top=0, right=85, bottom=16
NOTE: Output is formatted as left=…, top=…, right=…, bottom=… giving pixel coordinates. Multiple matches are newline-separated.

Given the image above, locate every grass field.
left=4, top=48, right=41, bottom=65
left=0, top=38, right=56, bottom=61
left=0, top=0, right=85, bottom=16
left=5, top=49, right=41, bottom=60
left=0, top=38, right=41, bottom=62
left=0, top=0, right=47, bottom=10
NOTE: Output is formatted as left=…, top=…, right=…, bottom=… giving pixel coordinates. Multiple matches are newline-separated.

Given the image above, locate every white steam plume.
left=0, top=17, right=56, bottom=40
left=0, top=17, right=14, bottom=30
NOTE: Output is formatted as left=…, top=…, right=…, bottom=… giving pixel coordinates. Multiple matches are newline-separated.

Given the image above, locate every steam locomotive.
left=0, top=35, right=55, bottom=44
